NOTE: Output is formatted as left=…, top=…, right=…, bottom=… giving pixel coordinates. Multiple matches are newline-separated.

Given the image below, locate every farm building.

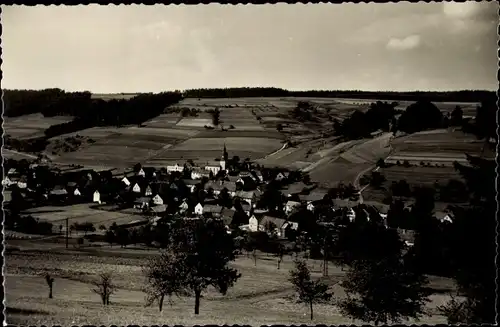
left=182, top=179, right=199, bottom=193
left=145, top=185, right=153, bottom=196
left=137, top=168, right=146, bottom=177
left=73, top=188, right=82, bottom=196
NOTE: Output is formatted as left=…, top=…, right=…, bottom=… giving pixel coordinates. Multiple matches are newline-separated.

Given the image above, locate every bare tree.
left=91, top=272, right=117, bottom=305
left=45, top=274, right=54, bottom=299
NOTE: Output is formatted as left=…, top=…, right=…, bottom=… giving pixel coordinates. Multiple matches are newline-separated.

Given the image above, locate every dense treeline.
left=4, top=89, right=183, bottom=147
left=183, top=87, right=495, bottom=103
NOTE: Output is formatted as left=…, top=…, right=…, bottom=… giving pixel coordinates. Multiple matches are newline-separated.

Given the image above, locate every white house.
left=138, top=168, right=146, bottom=177
left=74, top=188, right=82, bottom=196
left=152, top=194, right=163, bottom=205
left=307, top=202, right=315, bottom=212
left=204, top=163, right=221, bottom=175
left=285, top=201, right=301, bottom=215
left=122, top=177, right=131, bottom=186
left=132, top=183, right=141, bottom=193
left=167, top=163, right=184, bottom=173
left=248, top=215, right=262, bottom=232
left=191, top=169, right=211, bottom=180
left=17, top=178, right=27, bottom=189
left=93, top=190, right=101, bottom=204
left=145, top=185, right=153, bottom=196
left=194, top=203, right=204, bottom=215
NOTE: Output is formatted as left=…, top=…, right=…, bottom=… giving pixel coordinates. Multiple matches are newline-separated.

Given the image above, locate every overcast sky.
left=2, top=2, right=498, bottom=93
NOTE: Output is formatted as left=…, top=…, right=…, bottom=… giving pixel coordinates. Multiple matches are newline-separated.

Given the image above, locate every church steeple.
left=223, top=143, right=228, bottom=161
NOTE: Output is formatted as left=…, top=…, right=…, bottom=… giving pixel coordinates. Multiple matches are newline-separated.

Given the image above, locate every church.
left=204, top=144, right=229, bottom=175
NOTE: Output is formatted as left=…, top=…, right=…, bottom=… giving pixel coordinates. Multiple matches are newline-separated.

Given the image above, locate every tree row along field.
left=5, top=247, right=450, bottom=325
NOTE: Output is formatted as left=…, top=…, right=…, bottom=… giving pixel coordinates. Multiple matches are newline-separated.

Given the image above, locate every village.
left=3, top=143, right=405, bottom=245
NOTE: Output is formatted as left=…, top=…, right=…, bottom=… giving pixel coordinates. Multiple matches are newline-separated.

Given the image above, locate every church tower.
left=220, top=143, right=228, bottom=171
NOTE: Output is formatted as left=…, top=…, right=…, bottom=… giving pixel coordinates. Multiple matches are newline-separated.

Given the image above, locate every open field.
left=4, top=114, right=74, bottom=139
left=5, top=244, right=453, bottom=325
left=23, top=203, right=142, bottom=231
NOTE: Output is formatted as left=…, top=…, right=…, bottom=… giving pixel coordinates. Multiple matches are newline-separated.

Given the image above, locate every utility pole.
left=65, top=218, right=69, bottom=249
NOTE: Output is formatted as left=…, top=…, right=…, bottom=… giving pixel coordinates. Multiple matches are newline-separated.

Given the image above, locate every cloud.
left=386, top=35, right=421, bottom=51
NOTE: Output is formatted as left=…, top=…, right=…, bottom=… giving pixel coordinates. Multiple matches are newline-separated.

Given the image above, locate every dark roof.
left=182, top=179, right=200, bottom=186
left=299, top=191, right=328, bottom=203
left=260, top=216, right=287, bottom=229
left=235, top=190, right=255, bottom=199
left=136, top=196, right=151, bottom=203
left=152, top=204, right=167, bottom=213
left=203, top=204, right=224, bottom=213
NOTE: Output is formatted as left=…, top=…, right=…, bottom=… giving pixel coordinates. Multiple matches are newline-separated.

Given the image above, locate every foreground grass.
left=5, top=244, right=450, bottom=325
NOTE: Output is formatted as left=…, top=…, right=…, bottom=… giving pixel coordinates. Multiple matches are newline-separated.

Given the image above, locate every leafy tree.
left=449, top=105, right=463, bottom=126
left=369, top=171, right=385, bottom=188
left=397, top=100, right=443, bottom=134
left=143, top=218, right=241, bottom=314
left=105, top=230, right=115, bottom=247
left=92, top=272, right=117, bottom=305
left=338, top=222, right=429, bottom=325
left=289, top=259, right=332, bottom=320
left=439, top=155, right=496, bottom=324
left=143, top=250, right=190, bottom=311
left=375, top=158, right=386, bottom=168
left=340, top=256, right=429, bottom=325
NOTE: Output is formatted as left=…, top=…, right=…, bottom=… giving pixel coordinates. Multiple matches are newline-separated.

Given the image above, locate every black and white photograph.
left=1, top=2, right=497, bottom=325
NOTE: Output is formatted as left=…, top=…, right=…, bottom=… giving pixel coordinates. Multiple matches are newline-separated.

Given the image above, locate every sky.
left=1, top=2, right=498, bottom=93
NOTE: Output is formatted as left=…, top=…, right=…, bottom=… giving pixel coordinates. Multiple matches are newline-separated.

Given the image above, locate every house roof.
left=136, top=196, right=151, bottom=203
left=221, top=208, right=236, bottom=218
left=203, top=204, right=224, bottom=213
left=235, top=190, right=255, bottom=199
left=50, top=188, right=68, bottom=195
left=283, top=182, right=310, bottom=196
left=152, top=204, right=167, bottom=213
left=286, top=200, right=301, bottom=207
left=260, top=216, right=287, bottom=229
left=227, top=176, right=240, bottom=183
left=299, top=191, right=328, bottom=203
left=182, top=179, right=200, bottom=186
left=240, top=203, right=251, bottom=211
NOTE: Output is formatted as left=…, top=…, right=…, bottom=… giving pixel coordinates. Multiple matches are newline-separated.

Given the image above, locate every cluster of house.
left=3, top=145, right=452, bottom=245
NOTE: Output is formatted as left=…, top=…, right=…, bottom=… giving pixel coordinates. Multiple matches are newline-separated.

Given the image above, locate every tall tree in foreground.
left=143, top=218, right=241, bottom=315
left=289, top=259, right=332, bottom=320
left=45, top=274, right=54, bottom=299
left=439, top=155, right=496, bottom=324
left=338, top=223, right=429, bottom=325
